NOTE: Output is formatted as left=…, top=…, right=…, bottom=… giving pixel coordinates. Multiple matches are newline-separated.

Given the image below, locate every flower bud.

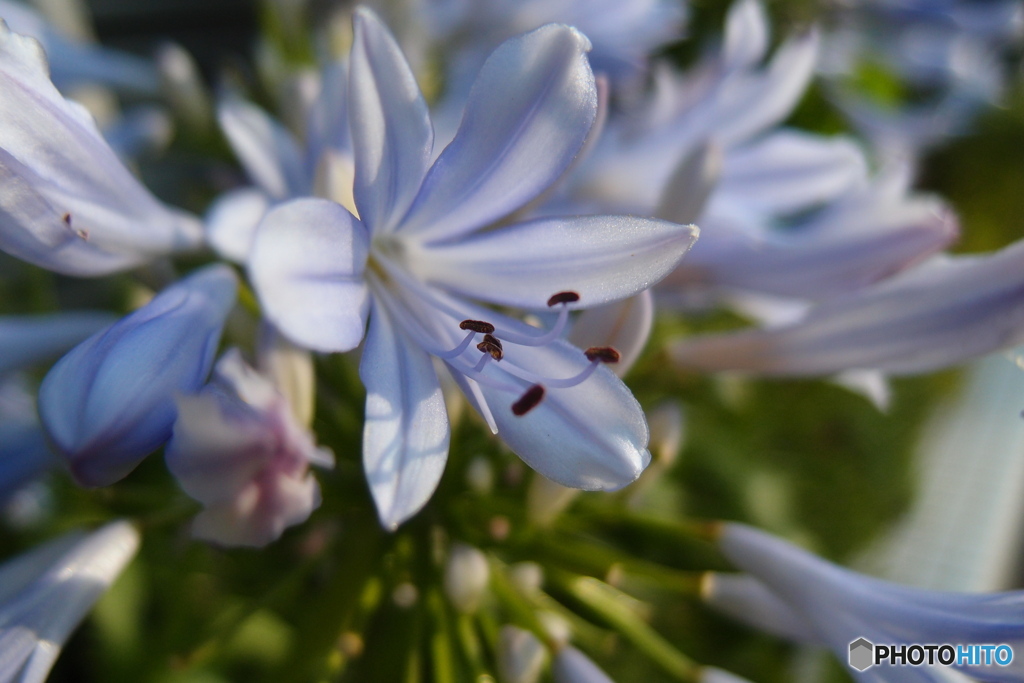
left=552, top=646, right=615, bottom=683
left=498, top=625, right=547, bottom=683
left=443, top=542, right=489, bottom=613
left=39, top=265, right=237, bottom=487
left=527, top=473, right=579, bottom=527
left=166, top=348, right=333, bottom=547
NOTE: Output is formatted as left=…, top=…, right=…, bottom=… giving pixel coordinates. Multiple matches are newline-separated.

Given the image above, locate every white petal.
left=218, top=97, right=309, bottom=200
left=567, top=291, right=654, bottom=377
left=718, top=131, right=868, bottom=215
left=677, top=201, right=956, bottom=300
left=204, top=188, right=270, bottom=263
left=360, top=302, right=450, bottom=530
left=0, top=521, right=139, bottom=683
left=249, top=198, right=370, bottom=353
left=477, top=336, right=650, bottom=491
left=0, top=22, right=202, bottom=274
left=655, top=140, right=722, bottom=225
left=399, top=24, right=597, bottom=243
left=714, top=28, right=820, bottom=147
left=349, top=7, right=433, bottom=233
left=410, top=216, right=698, bottom=309
left=724, top=0, right=770, bottom=69
left=670, top=242, right=1024, bottom=375
left=701, top=572, right=818, bottom=643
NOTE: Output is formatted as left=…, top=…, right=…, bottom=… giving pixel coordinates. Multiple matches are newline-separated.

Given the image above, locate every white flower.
left=706, top=522, right=1024, bottom=681
left=248, top=10, right=698, bottom=529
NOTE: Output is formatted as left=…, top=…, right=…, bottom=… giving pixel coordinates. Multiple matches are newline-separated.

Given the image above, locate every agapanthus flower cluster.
left=0, top=0, right=1023, bottom=680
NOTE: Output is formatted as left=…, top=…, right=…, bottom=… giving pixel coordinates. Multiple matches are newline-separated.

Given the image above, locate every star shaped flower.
left=249, top=9, right=698, bottom=529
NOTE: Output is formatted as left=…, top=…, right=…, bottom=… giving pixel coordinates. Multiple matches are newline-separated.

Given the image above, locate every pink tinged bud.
left=498, top=626, right=547, bottom=683
left=443, top=543, right=490, bottom=613
left=38, top=265, right=238, bottom=487
left=165, top=348, right=334, bottom=547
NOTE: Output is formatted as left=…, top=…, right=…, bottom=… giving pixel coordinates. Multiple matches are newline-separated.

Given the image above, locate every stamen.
left=512, top=384, right=545, bottom=416
left=585, top=346, right=621, bottom=364
left=460, top=319, right=495, bottom=334
left=547, top=291, right=580, bottom=307
left=434, top=330, right=478, bottom=359
left=62, top=213, right=72, bottom=226
left=476, top=334, right=503, bottom=360
left=498, top=358, right=601, bottom=389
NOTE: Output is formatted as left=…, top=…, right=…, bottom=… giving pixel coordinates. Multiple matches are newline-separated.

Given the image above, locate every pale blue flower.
left=708, top=522, right=1024, bottom=681
left=166, top=348, right=333, bottom=547
left=0, top=520, right=139, bottom=683
left=0, top=20, right=202, bottom=275
left=38, top=264, right=237, bottom=488
left=249, top=9, right=698, bottom=528
left=669, top=238, right=1024, bottom=376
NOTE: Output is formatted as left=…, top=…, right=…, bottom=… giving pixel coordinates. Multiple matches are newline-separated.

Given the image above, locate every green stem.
left=554, top=572, right=701, bottom=682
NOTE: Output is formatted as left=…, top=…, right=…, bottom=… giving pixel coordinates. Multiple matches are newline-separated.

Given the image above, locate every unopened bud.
left=466, top=456, right=495, bottom=494
left=527, top=474, right=579, bottom=526
left=508, top=562, right=544, bottom=596
left=552, top=646, right=614, bottom=683
left=498, top=626, right=547, bottom=683
left=443, top=543, right=490, bottom=613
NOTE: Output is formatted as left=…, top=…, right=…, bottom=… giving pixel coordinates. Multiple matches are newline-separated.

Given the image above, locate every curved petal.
left=0, top=22, right=202, bottom=274
left=410, top=216, right=698, bottom=309
left=714, top=28, right=820, bottom=147
left=677, top=201, right=957, bottom=300
left=669, top=241, right=1024, bottom=376
left=0, top=521, right=140, bottom=683
left=249, top=198, right=370, bottom=353
left=567, top=290, right=654, bottom=377
left=723, top=0, right=770, bottom=69
left=218, top=97, right=309, bottom=200
left=718, top=131, right=868, bottom=215
left=360, top=301, right=450, bottom=530
left=475, top=335, right=650, bottom=491
left=349, top=7, right=433, bottom=234
left=204, top=188, right=270, bottom=263
left=399, top=24, right=597, bottom=243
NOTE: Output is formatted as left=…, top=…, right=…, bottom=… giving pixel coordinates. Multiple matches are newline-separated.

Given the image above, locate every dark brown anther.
left=547, top=291, right=580, bottom=307
left=512, top=384, right=545, bottom=416
left=476, top=334, right=504, bottom=360
left=584, top=346, right=621, bottom=364
left=460, top=319, right=495, bottom=334
left=62, top=213, right=72, bottom=225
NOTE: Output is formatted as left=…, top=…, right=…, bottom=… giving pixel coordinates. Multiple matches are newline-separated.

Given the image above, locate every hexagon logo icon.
left=849, top=638, right=874, bottom=671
